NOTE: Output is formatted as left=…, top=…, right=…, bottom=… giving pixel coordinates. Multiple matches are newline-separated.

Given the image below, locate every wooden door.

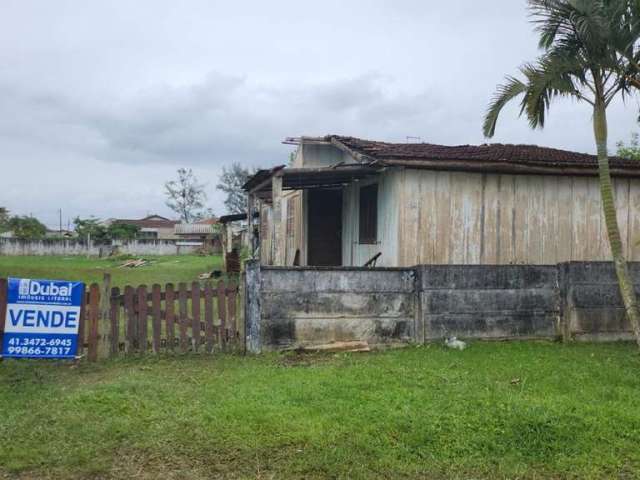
left=307, top=190, right=342, bottom=266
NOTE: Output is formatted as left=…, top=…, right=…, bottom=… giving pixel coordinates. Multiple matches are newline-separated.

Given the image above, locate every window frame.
left=358, top=183, right=378, bottom=245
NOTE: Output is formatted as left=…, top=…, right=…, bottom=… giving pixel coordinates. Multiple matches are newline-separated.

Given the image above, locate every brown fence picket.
left=227, top=281, right=237, bottom=342
left=204, top=282, right=214, bottom=353
left=44, top=277, right=242, bottom=360
left=151, top=284, right=161, bottom=354
left=124, top=286, right=135, bottom=353
left=77, top=290, right=87, bottom=357
left=165, top=283, right=175, bottom=351
left=110, top=286, right=120, bottom=356
left=191, top=282, right=201, bottom=352
left=137, top=285, right=148, bottom=353
left=178, top=283, right=188, bottom=352
left=216, top=280, right=227, bottom=348
left=0, top=278, right=8, bottom=353
left=87, top=283, right=100, bottom=362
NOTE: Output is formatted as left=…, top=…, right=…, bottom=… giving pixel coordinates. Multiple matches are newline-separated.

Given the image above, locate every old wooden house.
left=244, top=135, right=640, bottom=267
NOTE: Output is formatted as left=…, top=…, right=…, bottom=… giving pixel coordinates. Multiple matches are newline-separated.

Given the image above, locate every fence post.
left=151, top=284, right=162, bottom=354
left=124, top=286, right=135, bottom=353
left=77, top=290, right=87, bottom=357
left=110, top=286, right=120, bottom=356
left=87, top=283, right=100, bottom=362
left=137, top=286, right=148, bottom=353
left=204, top=282, right=214, bottom=353
left=178, top=283, right=188, bottom=352
left=0, top=278, right=7, bottom=361
left=191, top=282, right=201, bottom=352
left=244, top=260, right=261, bottom=354
left=97, top=273, right=111, bottom=360
left=165, top=283, right=175, bottom=352
left=217, top=280, right=227, bottom=349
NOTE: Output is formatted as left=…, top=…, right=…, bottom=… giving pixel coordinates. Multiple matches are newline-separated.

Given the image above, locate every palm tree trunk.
left=593, top=99, right=640, bottom=348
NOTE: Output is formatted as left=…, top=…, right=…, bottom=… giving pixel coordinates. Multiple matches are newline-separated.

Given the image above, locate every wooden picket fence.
left=84, top=279, right=241, bottom=361
left=0, top=277, right=241, bottom=362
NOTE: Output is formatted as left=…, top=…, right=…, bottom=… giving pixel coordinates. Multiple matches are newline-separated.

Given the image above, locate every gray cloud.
left=1, top=0, right=638, bottom=225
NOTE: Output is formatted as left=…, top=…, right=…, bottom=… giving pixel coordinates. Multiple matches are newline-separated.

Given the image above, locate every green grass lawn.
left=1, top=342, right=639, bottom=479
left=0, top=255, right=223, bottom=288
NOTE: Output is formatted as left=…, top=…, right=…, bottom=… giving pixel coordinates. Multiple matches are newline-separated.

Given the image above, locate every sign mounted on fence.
left=1, top=277, right=84, bottom=359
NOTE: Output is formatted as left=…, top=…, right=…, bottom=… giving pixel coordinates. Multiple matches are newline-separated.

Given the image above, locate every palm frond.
left=482, top=76, right=527, bottom=138
left=520, top=54, right=584, bottom=129
left=484, top=0, right=640, bottom=136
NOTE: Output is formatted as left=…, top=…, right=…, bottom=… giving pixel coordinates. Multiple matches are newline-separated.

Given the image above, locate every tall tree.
left=73, top=217, right=108, bottom=242
left=0, top=207, right=9, bottom=232
left=164, top=168, right=207, bottom=223
left=106, top=222, right=140, bottom=240
left=483, top=0, right=640, bottom=347
left=216, top=162, right=255, bottom=214
left=8, top=216, right=47, bottom=240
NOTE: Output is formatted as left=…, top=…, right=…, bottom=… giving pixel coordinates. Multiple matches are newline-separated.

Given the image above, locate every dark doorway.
left=307, top=189, right=342, bottom=266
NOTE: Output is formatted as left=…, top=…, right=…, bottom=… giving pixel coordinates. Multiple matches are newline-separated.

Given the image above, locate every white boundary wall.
left=0, top=239, right=198, bottom=256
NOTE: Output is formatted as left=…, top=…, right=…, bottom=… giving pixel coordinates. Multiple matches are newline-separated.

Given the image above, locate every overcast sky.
left=2, top=1, right=639, bottom=228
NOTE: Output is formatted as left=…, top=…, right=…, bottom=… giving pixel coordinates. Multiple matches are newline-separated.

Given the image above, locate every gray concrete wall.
left=245, top=261, right=416, bottom=351
left=244, top=261, right=639, bottom=352
left=561, top=262, right=638, bottom=341
left=0, top=238, right=198, bottom=256
left=417, top=265, right=560, bottom=341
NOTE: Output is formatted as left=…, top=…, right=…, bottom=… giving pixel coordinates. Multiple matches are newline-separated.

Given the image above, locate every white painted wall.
left=0, top=239, right=198, bottom=256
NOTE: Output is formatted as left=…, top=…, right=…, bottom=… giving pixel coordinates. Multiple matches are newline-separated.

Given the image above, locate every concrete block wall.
left=244, top=261, right=639, bottom=352
left=418, top=265, right=560, bottom=341
left=561, top=262, right=637, bottom=341
left=245, top=262, right=416, bottom=351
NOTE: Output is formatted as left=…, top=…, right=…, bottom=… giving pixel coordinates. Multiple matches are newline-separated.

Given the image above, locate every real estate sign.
left=2, top=278, right=84, bottom=359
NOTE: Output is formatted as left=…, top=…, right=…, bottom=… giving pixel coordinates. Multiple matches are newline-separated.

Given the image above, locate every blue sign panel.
left=2, top=278, right=84, bottom=359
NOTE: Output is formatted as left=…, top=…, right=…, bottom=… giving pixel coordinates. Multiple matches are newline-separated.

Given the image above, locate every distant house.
left=104, top=215, right=179, bottom=240
left=174, top=217, right=221, bottom=252
left=245, top=135, right=640, bottom=267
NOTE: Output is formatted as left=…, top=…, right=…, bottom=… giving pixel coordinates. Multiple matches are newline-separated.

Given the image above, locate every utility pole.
left=59, top=208, right=62, bottom=235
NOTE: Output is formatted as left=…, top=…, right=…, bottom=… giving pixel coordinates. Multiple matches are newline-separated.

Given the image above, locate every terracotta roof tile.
left=330, top=135, right=640, bottom=172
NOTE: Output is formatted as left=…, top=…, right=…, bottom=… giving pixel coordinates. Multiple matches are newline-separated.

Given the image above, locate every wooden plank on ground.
left=204, top=282, right=214, bottom=353
left=110, top=287, right=120, bottom=356
left=165, top=283, right=175, bottom=351
left=124, top=286, right=135, bottom=353
left=87, top=283, right=100, bottom=362
left=191, top=281, right=201, bottom=352
left=151, top=284, right=162, bottom=354
left=178, top=282, right=188, bottom=352
left=137, top=285, right=148, bottom=353
left=217, top=280, right=227, bottom=348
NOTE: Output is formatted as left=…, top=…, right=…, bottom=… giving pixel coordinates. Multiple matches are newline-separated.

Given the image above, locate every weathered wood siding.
left=259, top=191, right=304, bottom=267
left=341, top=170, right=401, bottom=267
left=284, top=191, right=304, bottom=265
left=397, top=169, right=640, bottom=265
left=259, top=202, right=273, bottom=265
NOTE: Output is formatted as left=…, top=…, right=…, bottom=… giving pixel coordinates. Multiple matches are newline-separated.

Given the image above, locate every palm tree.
left=483, top=0, right=640, bottom=347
